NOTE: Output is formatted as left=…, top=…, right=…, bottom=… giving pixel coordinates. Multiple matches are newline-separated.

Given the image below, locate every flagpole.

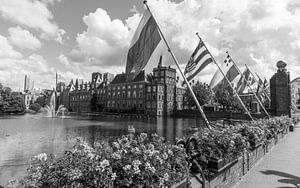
left=253, top=72, right=271, bottom=102
left=194, top=34, right=253, bottom=121
left=143, top=1, right=211, bottom=129
left=227, top=53, right=271, bottom=118
left=244, top=65, right=271, bottom=102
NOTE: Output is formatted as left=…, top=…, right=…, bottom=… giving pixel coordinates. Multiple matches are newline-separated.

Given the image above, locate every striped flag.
left=210, top=54, right=239, bottom=91
left=184, top=39, right=213, bottom=81
left=126, top=9, right=161, bottom=77
left=256, top=77, right=264, bottom=95
left=236, top=68, right=251, bottom=94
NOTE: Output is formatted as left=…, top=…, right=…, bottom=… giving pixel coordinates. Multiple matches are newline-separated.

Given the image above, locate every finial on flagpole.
left=195, top=32, right=202, bottom=41
left=143, top=0, right=147, bottom=4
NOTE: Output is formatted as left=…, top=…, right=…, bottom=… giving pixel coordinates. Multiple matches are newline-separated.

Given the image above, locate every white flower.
left=111, top=173, right=117, bottom=180
left=123, top=164, right=132, bottom=171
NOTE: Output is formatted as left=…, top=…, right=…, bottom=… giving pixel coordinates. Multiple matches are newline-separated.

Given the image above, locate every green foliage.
left=35, top=95, right=46, bottom=107
left=90, top=93, right=98, bottom=112
left=184, top=82, right=213, bottom=108
left=0, top=84, right=25, bottom=113
left=16, top=133, right=188, bottom=188
left=29, top=103, right=42, bottom=112
left=214, top=84, right=242, bottom=111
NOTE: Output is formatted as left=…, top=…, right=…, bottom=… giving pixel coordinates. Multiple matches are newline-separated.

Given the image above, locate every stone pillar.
left=270, top=61, right=291, bottom=117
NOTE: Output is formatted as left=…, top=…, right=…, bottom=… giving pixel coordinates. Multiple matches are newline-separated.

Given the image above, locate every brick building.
left=290, top=77, right=300, bottom=109
left=58, top=59, right=186, bottom=116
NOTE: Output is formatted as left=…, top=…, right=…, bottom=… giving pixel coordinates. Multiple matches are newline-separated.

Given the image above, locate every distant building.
left=290, top=77, right=300, bottom=109
left=57, top=56, right=186, bottom=116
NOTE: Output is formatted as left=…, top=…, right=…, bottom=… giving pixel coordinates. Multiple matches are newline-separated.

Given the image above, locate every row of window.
left=107, top=101, right=143, bottom=109
left=107, top=84, right=143, bottom=91
left=153, top=70, right=176, bottom=78
left=70, top=95, right=91, bottom=101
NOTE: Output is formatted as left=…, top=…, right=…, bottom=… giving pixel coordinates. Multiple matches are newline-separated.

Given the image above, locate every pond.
left=0, top=113, right=207, bottom=185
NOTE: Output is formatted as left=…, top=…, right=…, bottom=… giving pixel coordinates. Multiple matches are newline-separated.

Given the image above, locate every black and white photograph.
left=0, top=0, right=300, bottom=187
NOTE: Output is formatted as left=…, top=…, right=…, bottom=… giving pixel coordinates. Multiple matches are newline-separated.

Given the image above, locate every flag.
left=236, top=68, right=250, bottom=94
left=126, top=9, right=161, bottom=76
left=184, top=39, right=213, bottom=81
left=209, top=54, right=239, bottom=91
left=256, top=77, right=264, bottom=95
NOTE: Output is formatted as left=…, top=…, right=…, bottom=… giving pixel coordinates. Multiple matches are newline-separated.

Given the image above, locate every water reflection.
left=0, top=114, right=206, bottom=184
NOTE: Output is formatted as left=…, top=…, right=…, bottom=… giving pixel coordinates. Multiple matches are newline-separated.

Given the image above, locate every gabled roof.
left=110, top=71, right=145, bottom=84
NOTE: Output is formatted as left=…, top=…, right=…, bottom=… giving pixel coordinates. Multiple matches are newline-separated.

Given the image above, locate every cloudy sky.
left=0, top=0, right=300, bottom=90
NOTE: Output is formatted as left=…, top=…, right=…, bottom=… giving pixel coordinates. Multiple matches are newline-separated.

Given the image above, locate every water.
left=0, top=114, right=206, bottom=185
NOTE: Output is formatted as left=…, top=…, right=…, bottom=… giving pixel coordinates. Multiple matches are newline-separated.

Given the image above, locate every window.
left=108, top=86, right=111, bottom=90
left=153, top=94, right=156, bottom=100
left=152, top=86, right=156, bottom=92
left=112, top=92, right=115, bottom=97
left=128, top=91, right=131, bottom=98
left=147, top=86, right=151, bottom=92
left=139, top=91, right=143, bottom=98
left=133, top=85, right=137, bottom=89
left=122, top=86, right=126, bottom=89
left=160, top=71, right=164, bottom=76
left=117, top=92, right=120, bottom=98
left=122, top=92, right=125, bottom=98
left=108, top=92, right=111, bottom=99
left=139, top=84, right=143, bottom=88
left=152, top=102, right=156, bottom=108
left=147, top=102, right=151, bottom=109
left=133, top=91, right=136, bottom=98
left=117, top=86, right=120, bottom=90
left=158, top=95, right=161, bottom=100
left=128, top=85, right=131, bottom=89
left=139, top=103, right=143, bottom=108
left=112, top=86, right=116, bottom=90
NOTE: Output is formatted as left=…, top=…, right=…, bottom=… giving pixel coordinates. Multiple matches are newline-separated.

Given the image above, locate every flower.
left=32, top=153, right=47, bottom=161
left=123, top=164, right=132, bottom=171
left=111, top=173, right=117, bottom=181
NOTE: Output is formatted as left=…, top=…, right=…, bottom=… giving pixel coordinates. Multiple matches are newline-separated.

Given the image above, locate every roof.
left=110, top=71, right=145, bottom=84
left=291, top=77, right=300, bottom=84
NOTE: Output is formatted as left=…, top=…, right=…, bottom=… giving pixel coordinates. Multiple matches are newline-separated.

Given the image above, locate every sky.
left=0, top=0, right=300, bottom=91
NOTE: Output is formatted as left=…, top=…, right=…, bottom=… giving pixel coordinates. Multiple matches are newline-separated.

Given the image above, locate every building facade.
left=58, top=62, right=186, bottom=116
left=290, top=77, right=300, bottom=109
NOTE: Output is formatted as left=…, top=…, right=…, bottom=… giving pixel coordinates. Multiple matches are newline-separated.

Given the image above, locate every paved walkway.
left=234, top=125, right=300, bottom=188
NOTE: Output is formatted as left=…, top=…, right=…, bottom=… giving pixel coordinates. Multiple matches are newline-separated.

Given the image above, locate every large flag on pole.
left=210, top=54, right=239, bottom=91
left=184, top=39, right=213, bottom=81
left=126, top=9, right=161, bottom=77
left=256, top=77, right=264, bottom=95
left=236, top=67, right=251, bottom=94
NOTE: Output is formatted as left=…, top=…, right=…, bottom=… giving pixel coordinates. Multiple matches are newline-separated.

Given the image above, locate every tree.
left=184, top=82, right=213, bottom=109
left=90, top=93, right=98, bottom=112
left=29, top=103, right=42, bottom=112
left=214, top=84, right=242, bottom=111
left=36, top=95, right=46, bottom=107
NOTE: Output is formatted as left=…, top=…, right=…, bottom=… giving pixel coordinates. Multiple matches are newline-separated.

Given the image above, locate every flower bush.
left=16, top=133, right=188, bottom=188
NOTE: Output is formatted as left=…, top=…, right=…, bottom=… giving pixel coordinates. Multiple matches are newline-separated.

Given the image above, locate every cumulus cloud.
left=0, top=34, right=22, bottom=59
left=0, top=34, right=56, bottom=89
left=0, top=0, right=66, bottom=43
left=59, top=0, right=300, bottom=85
left=8, top=26, right=42, bottom=50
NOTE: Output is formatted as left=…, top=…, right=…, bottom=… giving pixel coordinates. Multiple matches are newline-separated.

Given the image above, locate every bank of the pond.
left=3, top=115, right=298, bottom=187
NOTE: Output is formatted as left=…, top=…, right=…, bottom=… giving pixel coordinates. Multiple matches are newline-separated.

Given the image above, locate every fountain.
left=43, top=90, right=68, bottom=118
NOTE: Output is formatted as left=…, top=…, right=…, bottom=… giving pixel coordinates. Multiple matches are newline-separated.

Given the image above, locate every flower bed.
left=10, top=133, right=188, bottom=188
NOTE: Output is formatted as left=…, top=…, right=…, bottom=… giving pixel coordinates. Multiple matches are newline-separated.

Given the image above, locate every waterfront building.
left=290, top=77, right=300, bottom=109
left=58, top=58, right=186, bottom=116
